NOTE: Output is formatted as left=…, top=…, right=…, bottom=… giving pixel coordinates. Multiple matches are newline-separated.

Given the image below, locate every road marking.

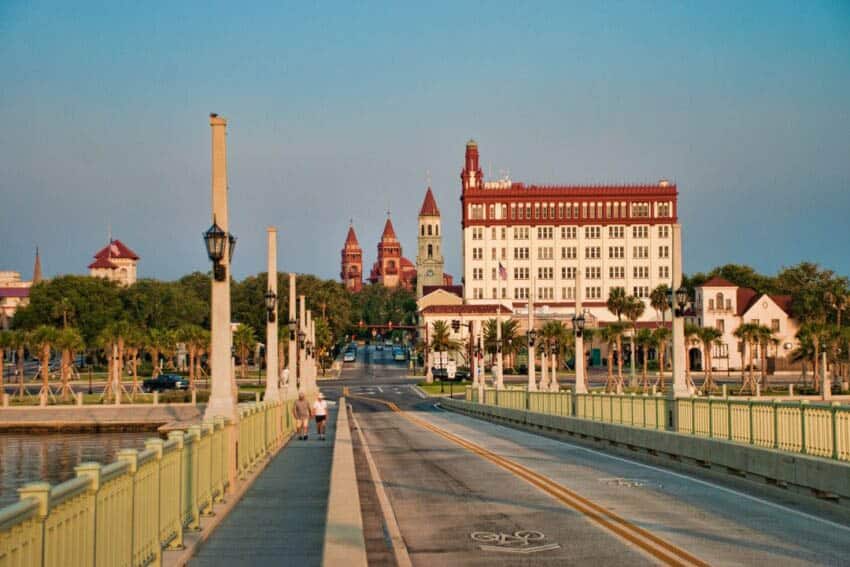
left=349, top=395, right=708, bottom=567
left=348, top=405, right=413, bottom=567
left=432, top=402, right=850, bottom=535
left=471, top=530, right=560, bottom=554
left=376, top=386, right=384, bottom=393
left=410, top=386, right=428, bottom=399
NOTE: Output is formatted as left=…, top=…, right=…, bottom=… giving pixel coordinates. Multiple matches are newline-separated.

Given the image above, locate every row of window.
left=469, top=286, right=654, bottom=301
left=473, top=225, right=670, bottom=240
left=420, top=223, right=439, bottom=237
left=473, top=265, right=669, bottom=282
left=473, top=246, right=667, bottom=261
left=469, top=200, right=675, bottom=221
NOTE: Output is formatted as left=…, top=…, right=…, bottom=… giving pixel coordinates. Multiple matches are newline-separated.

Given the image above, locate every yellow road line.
left=349, top=394, right=709, bottom=567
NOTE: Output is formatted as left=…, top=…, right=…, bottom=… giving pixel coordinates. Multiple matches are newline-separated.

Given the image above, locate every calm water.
left=0, top=432, right=152, bottom=508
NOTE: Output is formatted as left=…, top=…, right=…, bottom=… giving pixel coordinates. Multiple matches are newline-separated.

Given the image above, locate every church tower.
left=416, top=187, right=444, bottom=298
left=340, top=224, right=363, bottom=292
left=374, top=216, right=402, bottom=288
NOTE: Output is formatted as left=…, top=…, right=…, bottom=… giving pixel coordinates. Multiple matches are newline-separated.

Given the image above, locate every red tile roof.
left=736, top=287, right=759, bottom=316
left=381, top=218, right=397, bottom=241
left=422, top=285, right=463, bottom=298
left=0, top=287, right=30, bottom=298
left=419, top=187, right=440, bottom=216
left=701, top=276, right=736, bottom=288
left=88, top=257, right=118, bottom=269
left=400, top=257, right=415, bottom=269
left=344, top=226, right=360, bottom=247
left=770, top=295, right=793, bottom=316
left=421, top=304, right=513, bottom=315
left=93, top=239, right=139, bottom=261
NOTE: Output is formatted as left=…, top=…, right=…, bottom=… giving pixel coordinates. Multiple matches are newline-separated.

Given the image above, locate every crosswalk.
left=347, top=385, right=418, bottom=397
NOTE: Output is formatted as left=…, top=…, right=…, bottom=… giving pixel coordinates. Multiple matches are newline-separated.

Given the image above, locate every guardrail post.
left=691, top=398, right=696, bottom=436
left=748, top=400, right=755, bottom=445
left=145, top=438, right=165, bottom=566
left=17, top=482, right=49, bottom=565
left=166, top=431, right=186, bottom=548
left=773, top=399, right=780, bottom=449
left=76, top=392, right=83, bottom=406
left=708, top=398, right=713, bottom=438
left=727, top=400, right=733, bottom=441
left=187, top=425, right=202, bottom=529
left=800, top=400, right=808, bottom=455
left=117, top=449, right=139, bottom=567
left=214, top=416, right=227, bottom=500
left=832, top=402, right=840, bottom=460
left=75, top=463, right=101, bottom=564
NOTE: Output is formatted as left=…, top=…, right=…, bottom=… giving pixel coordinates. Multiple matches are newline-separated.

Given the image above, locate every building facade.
left=692, top=277, right=799, bottom=372
left=0, top=250, right=42, bottom=329
left=460, top=139, right=677, bottom=324
left=340, top=225, right=363, bottom=292
left=368, top=217, right=416, bottom=291
left=88, top=239, right=139, bottom=286
left=415, top=187, right=445, bottom=298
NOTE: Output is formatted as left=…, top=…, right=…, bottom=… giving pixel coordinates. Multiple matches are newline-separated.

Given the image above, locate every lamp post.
left=549, top=336, right=559, bottom=392
left=495, top=307, right=504, bottom=390
left=204, top=113, right=237, bottom=423
left=263, top=227, right=280, bottom=401
left=527, top=328, right=538, bottom=392
left=669, top=223, right=691, bottom=408
left=286, top=274, right=298, bottom=399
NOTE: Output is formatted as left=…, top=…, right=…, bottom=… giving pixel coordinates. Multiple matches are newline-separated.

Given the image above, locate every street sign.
left=447, top=360, right=457, bottom=379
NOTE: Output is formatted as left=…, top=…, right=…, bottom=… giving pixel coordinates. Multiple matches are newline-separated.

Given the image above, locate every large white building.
left=460, top=140, right=678, bottom=325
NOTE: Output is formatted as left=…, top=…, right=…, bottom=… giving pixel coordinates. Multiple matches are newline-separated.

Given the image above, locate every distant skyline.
left=1, top=2, right=849, bottom=282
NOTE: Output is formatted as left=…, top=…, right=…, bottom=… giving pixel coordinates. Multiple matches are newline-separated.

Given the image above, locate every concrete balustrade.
left=0, top=398, right=295, bottom=567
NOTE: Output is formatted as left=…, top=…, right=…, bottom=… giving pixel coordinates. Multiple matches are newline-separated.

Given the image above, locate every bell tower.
left=340, top=223, right=363, bottom=292
left=416, top=187, right=444, bottom=298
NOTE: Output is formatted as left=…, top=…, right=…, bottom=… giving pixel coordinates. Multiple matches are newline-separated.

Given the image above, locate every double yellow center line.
left=348, top=393, right=709, bottom=567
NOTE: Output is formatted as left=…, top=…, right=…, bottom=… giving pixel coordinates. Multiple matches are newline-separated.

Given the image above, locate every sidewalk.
left=189, top=407, right=338, bottom=567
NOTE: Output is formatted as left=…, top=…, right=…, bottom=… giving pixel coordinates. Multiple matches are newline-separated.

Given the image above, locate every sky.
left=1, top=1, right=849, bottom=283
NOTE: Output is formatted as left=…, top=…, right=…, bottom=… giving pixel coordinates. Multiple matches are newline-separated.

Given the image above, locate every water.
left=0, top=432, right=152, bottom=508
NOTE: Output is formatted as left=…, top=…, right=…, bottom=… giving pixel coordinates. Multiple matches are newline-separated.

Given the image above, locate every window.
left=427, top=225, right=433, bottom=236
left=472, top=227, right=483, bottom=240
left=633, top=246, right=649, bottom=259
left=513, top=247, right=529, bottom=260
left=633, top=266, right=649, bottom=279
left=608, top=226, right=624, bottom=239
left=562, top=266, right=576, bottom=279
left=472, top=268, right=483, bottom=280
left=501, top=288, right=507, bottom=299
left=771, top=319, right=780, bottom=332
left=492, top=288, right=497, bottom=299
left=584, top=226, right=601, bottom=239
left=558, top=203, right=565, bottom=218
left=609, top=266, right=625, bottom=279
left=658, top=226, right=669, bottom=238
left=609, top=246, right=624, bottom=259
left=716, top=319, right=725, bottom=333
left=716, top=293, right=724, bottom=310
left=632, top=202, right=650, bottom=217
left=501, top=227, right=506, bottom=240
left=658, top=246, right=669, bottom=258
left=421, top=225, right=425, bottom=236
left=513, top=267, right=530, bottom=280
left=514, top=288, right=529, bottom=300
left=713, top=343, right=729, bottom=358
left=470, top=204, right=485, bottom=219
left=538, top=267, right=554, bottom=280
left=537, top=227, right=553, bottom=239
left=513, top=227, right=529, bottom=240
left=534, top=203, right=540, bottom=219
left=491, top=227, right=497, bottom=240
left=491, top=248, right=496, bottom=260
left=473, top=288, right=484, bottom=299
left=585, top=246, right=601, bottom=259
left=488, top=204, right=495, bottom=219
left=562, top=247, right=577, bottom=260
left=510, top=204, right=517, bottom=220
left=491, top=268, right=497, bottom=280
left=472, top=248, right=483, bottom=260
left=427, top=244, right=433, bottom=258
left=708, top=299, right=715, bottom=310
left=539, top=287, right=554, bottom=300
left=501, top=248, right=507, bottom=260
left=586, top=287, right=602, bottom=300
left=585, top=266, right=601, bottom=280
left=659, top=266, right=670, bottom=279
left=537, top=247, right=553, bottom=260
left=632, top=226, right=649, bottom=238
left=632, top=286, right=649, bottom=298
left=525, top=204, right=532, bottom=219
left=561, top=286, right=575, bottom=300
left=657, top=202, right=671, bottom=217
left=561, top=226, right=577, bottom=239
left=751, top=318, right=760, bottom=326
left=725, top=299, right=731, bottom=311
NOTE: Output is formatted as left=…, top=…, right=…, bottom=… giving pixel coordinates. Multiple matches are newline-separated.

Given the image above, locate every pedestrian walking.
left=293, top=392, right=311, bottom=440
left=312, top=392, right=328, bottom=440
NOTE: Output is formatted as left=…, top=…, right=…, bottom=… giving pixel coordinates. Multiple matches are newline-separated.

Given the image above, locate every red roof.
left=344, top=226, right=360, bottom=248
left=381, top=218, right=397, bottom=241
left=421, top=304, right=513, bottom=315
left=422, top=285, right=463, bottom=298
left=770, top=295, right=793, bottom=316
left=701, top=276, right=736, bottom=288
left=88, top=257, right=118, bottom=269
left=736, top=287, right=759, bottom=316
left=0, top=287, right=30, bottom=299
left=93, top=239, right=139, bottom=261
left=400, top=257, right=415, bottom=269
left=419, top=187, right=440, bottom=217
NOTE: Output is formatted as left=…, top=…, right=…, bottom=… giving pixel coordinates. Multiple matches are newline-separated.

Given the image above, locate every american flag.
left=498, top=262, right=508, bottom=280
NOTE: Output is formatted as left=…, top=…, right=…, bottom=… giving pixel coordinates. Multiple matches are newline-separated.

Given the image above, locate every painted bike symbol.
left=470, top=530, right=560, bottom=554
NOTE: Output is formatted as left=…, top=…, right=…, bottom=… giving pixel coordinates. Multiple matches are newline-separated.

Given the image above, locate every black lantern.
left=675, top=286, right=689, bottom=310
left=573, top=313, right=586, bottom=337
left=228, top=233, right=237, bottom=263
left=264, top=289, right=277, bottom=323
left=203, top=221, right=228, bottom=281
left=288, top=320, right=296, bottom=341
left=527, top=329, right=537, bottom=347
left=306, top=340, right=313, bottom=357
left=298, top=329, right=306, bottom=349
left=670, top=286, right=690, bottom=317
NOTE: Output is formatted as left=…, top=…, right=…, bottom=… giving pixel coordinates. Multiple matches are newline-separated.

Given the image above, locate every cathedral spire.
left=32, top=247, right=43, bottom=284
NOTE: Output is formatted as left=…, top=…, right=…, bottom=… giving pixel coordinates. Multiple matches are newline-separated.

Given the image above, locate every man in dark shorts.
left=312, top=392, right=328, bottom=440
left=293, top=392, right=311, bottom=440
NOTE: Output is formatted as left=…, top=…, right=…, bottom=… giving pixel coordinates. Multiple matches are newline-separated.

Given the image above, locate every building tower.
left=32, top=247, right=42, bottom=284
left=371, top=215, right=402, bottom=288
left=461, top=139, right=482, bottom=193
left=416, top=187, right=444, bottom=298
left=340, top=224, right=363, bottom=292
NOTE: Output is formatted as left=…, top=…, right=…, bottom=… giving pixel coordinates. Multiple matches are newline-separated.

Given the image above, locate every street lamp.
left=265, top=289, right=277, bottom=323
left=203, top=221, right=228, bottom=281
left=288, top=319, right=296, bottom=341
left=573, top=313, right=586, bottom=337
left=527, top=329, right=537, bottom=348
left=298, top=329, right=306, bottom=350
left=669, top=286, right=690, bottom=317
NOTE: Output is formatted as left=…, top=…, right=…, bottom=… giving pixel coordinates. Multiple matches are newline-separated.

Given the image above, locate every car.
left=431, top=367, right=448, bottom=380
left=375, top=344, right=383, bottom=351
left=343, top=351, right=356, bottom=362
left=393, top=348, right=406, bottom=362
left=142, top=373, right=189, bottom=392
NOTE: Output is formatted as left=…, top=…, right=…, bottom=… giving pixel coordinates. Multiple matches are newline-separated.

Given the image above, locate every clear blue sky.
left=2, top=1, right=848, bottom=282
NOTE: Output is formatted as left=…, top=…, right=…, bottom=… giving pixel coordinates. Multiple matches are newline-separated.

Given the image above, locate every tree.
left=606, top=287, right=628, bottom=321
left=598, top=325, right=618, bottom=392
left=795, top=322, right=831, bottom=393
left=607, top=322, right=628, bottom=390
left=734, top=322, right=760, bottom=393
left=754, top=325, right=778, bottom=389
left=124, top=326, right=146, bottom=396
left=623, top=296, right=646, bottom=387
left=177, top=324, right=205, bottom=390
left=54, top=327, right=84, bottom=400
left=146, top=328, right=169, bottom=378
left=650, top=285, right=670, bottom=327
left=429, top=320, right=461, bottom=355
left=233, top=324, right=257, bottom=379
left=696, top=326, right=723, bottom=393
left=635, top=328, right=655, bottom=392
left=541, top=321, right=569, bottom=389
left=652, top=326, right=671, bottom=391
left=28, top=325, right=58, bottom=399
left=7, top=330, right=28, bottom=397
left=684, top=322, right=701, bottom=390
left=0, top=331, right=10, bottom=392
left=98, top=320, right=131, bottom=400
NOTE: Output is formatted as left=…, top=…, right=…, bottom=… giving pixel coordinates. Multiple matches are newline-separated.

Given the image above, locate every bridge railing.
left=463, top=387, right=850, bottom=463
left=0, top=398, right=295, bottom=567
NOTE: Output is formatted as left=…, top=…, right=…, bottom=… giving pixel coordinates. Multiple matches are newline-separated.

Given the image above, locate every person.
left=293, top=392, right=311, bottom=440
left=312, top=392, right=328, bottom=440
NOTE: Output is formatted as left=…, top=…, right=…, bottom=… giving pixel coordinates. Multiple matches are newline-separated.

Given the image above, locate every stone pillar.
left=540, top=343, right=549, bottom=391
left=495, top=312, right=504, bottom=390
left=574, top=261, right=587, bottom=393
left=299, top=295, right=307, bottom=392
left=550, top=348, right=559, bottom=392
left=527, top=295, right=536, bottom=392
left=671, top=223, right=689, bottom=399
left=286, top=273, right=298, bottom=399
left=204, top=114, right=237, bottom=422
left=264, top=227, right=281, bottom=402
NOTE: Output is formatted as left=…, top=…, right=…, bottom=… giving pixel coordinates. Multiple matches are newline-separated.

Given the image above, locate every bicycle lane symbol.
left=471, top=530, right=561, bottom=554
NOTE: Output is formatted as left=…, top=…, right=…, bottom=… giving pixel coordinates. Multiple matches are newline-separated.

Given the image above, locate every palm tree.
left=635, top=328, right=655, bottom=392
left=623, top=296, right=646, bottom=388
left=98, top=320, right=131, bottom=400
left=54, top=327, right=84, bottom=401
left=430, top=320, right=461, bottom=355
left=124, top=326, right=145, bottom=396
left=233, top=324, right=257, bottom=380
left=0, top=330, right=10, bottom=392
left=598, top=325, right=621, bottom=392
left=795, top=322, right=830, bottom=393
left=754, top=324, right=778, bottom=389
left=650, top=285, right=670, bottom=327
left=696, top=326, right=723, bottom=393
left=501, top=319, right=520, bottom=371
left=8, top=330, right=28, bottom=397
left=652, top=326, right=671, bottom=391
left=178, top=324, right=205, bottom=391
left=734, top=322, right=760, bottom=394
left=607, top=322, right=628, bottom=391
left=606, top=287, right=628, bottom=321
left=28, top=325, right=58, bottom=399
left=541, top=321, right=568, bottom=390
left=146, top=328, right=169, bottom=378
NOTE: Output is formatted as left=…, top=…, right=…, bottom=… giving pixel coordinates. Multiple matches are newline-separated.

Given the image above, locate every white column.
left=205, top=114, right=237, bottom=422
left=285, top=273, right=298, bottom=399
left=298, top=294, right=306, bottom=392
left=424, top=322, right=433, bottom=383
left=495, top=311, right=504, bottom=390
left=575, top=255, right=587, bottom=393
left=527, top=295, right=537, bottom=392
left=671, top=223, right=689, bottom=398
left=550, top=348, right=559, bottom=392
left=540, top=342, right=549, bottom=391
left=264, top=227, right=280, bottom=402
left=309, top=314, right=317, bottom=391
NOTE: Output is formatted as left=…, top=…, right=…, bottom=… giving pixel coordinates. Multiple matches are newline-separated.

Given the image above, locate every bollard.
left=789, top=384, right=794, bottom=397
left=755, top=383, right=761, bottom=397
left=76, top=392, right=83, bottom=406
left=722, top=384, right=727, bottom=398
left=651, top=385, right=657, bottom=396
left=191, top=389, right=197, bottom=405
left=153, top=391, right=159, bottom=405
left=255, top=391, right=261, bottom=403
left=39, top=391, right=47, bottom=407
left=2, top=393, right=8, bottom=407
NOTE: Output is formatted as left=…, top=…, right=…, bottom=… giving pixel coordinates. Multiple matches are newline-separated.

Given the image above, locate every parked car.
left=142, top=373, right=189, bottom=392
left=392, top=347, right=406, bottom=361
left=343, top=351, right=356, bottom=362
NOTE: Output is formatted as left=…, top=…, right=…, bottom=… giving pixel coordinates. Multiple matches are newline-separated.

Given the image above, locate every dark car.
left=142, top=373, right=189, bottom=392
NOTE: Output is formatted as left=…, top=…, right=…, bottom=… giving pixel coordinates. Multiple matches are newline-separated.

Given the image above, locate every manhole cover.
left=470, top=530, right=561, bottom=554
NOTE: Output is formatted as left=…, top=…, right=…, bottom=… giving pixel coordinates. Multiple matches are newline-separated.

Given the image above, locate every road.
left=320, top=345, right=850, bottom=566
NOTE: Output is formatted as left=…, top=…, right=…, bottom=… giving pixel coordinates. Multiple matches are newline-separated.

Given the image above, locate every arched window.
left=716, top=293, right=724, bottom=311
left=427, top=244, right=433, bottom=258
left=427, top=225, right=432, bottom=236
left=435, top=224, right=439, bottom=236
left=421, top=225, right=425, bottom=236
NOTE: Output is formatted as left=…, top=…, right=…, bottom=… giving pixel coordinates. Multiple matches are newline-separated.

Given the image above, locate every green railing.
left=463, top=387, right=850, bottom=463
left=0, top=398, right=295, bottom=567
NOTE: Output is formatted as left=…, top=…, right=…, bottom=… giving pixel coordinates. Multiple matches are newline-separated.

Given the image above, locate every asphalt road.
left=321, top=345, right=850, bottom=566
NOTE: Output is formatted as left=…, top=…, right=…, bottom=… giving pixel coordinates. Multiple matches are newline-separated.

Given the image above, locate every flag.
left=498, top=262, right=508, bottom=280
